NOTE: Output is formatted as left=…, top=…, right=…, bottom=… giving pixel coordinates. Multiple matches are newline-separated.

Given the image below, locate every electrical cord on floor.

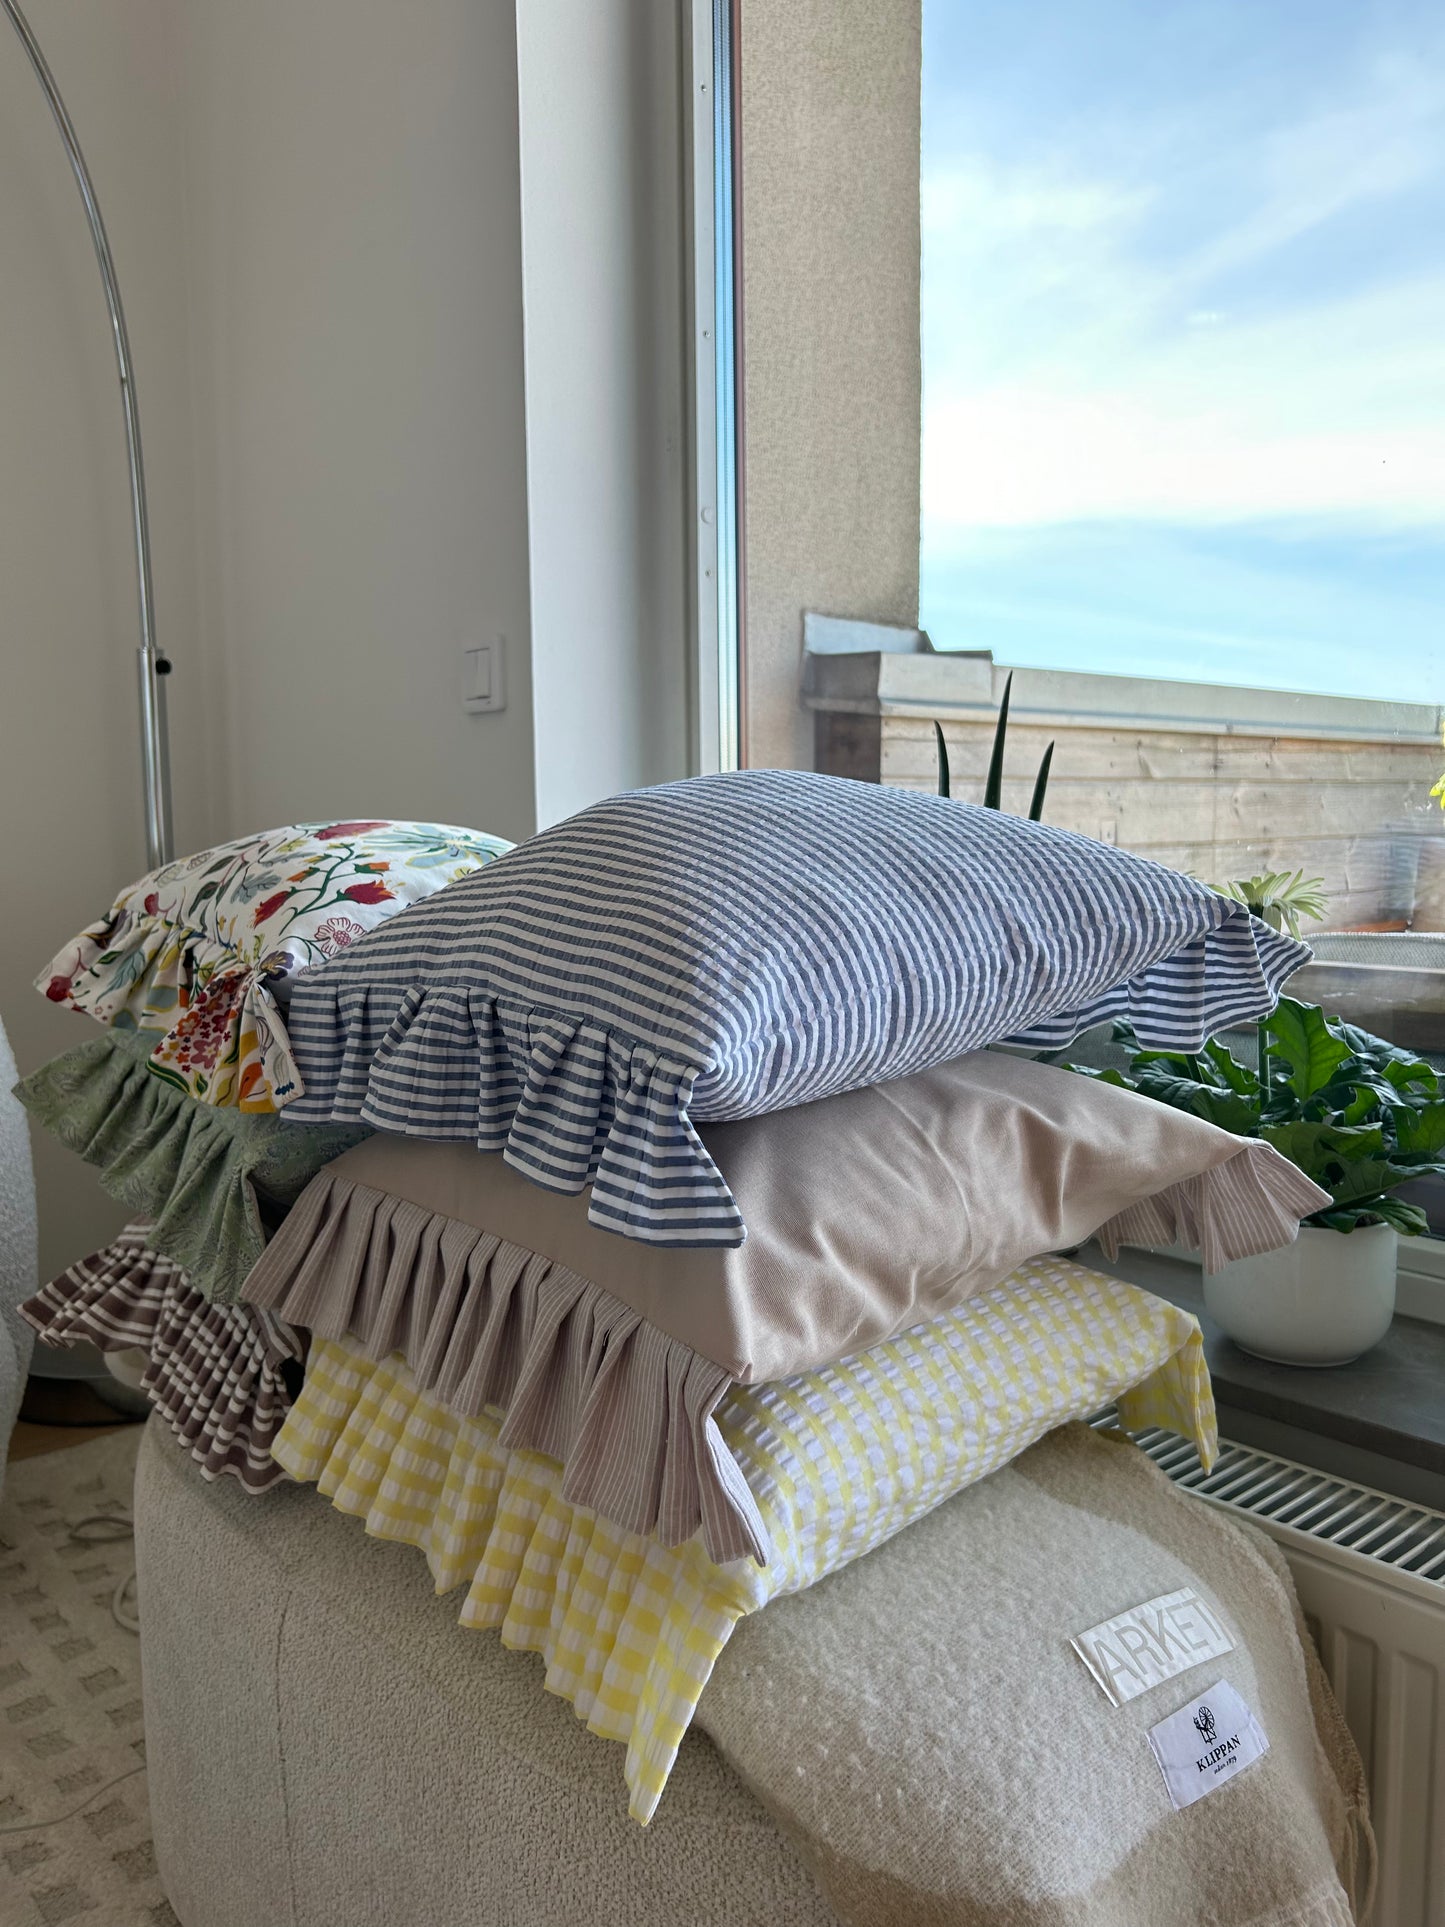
left=0, top=1764, right=147, bottom=1835
left=68, top=1510, right=139, bottom=1633
left=110, top=1570, right=139, bottom=1634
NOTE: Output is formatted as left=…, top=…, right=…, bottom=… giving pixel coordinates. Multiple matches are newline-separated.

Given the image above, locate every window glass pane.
left=920, top=0, right=1445, bottom=1093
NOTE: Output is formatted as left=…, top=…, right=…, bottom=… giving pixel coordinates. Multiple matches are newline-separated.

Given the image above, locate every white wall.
left=1, top=0, right=695, bottom=1288
left=0, top=0, right=217, bottom=1283
left=175, top=0, right=539, bottom=848
left=516, top=0, right=692, bottom=827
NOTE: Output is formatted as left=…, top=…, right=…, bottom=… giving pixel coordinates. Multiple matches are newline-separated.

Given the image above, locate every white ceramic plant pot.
left=1203, top=1222, right=1397, bottom=1368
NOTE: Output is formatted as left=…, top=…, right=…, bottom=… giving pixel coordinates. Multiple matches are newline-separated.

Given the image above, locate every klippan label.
left=1147, top=1678, right=1270, bottom=1812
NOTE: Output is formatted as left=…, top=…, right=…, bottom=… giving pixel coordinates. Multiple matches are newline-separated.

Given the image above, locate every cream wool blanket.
left=699, top=1424, right=1372, bottom=1927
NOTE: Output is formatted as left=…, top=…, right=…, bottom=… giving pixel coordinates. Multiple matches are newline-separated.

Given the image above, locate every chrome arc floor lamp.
left=4, top=0, right=173, bottom=868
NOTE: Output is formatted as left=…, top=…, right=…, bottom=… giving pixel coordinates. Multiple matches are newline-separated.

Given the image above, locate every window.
left=914, top=0, right=1444, bottom=1098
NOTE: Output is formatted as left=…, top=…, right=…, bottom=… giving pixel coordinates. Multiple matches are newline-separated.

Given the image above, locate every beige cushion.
left=295, top=1049, right=1323, bottom=1383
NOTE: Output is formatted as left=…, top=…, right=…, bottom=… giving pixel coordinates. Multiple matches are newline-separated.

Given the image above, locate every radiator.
left=1134, top=1426, right=1445, bottom=1927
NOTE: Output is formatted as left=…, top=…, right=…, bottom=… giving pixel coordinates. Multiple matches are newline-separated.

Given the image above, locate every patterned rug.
left=0, top=1426, right=174, bottom=1927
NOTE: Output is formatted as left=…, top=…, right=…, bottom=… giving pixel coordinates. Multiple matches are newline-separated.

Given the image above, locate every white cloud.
left=922, top=49, right=1445, bottom=531
left=1180, top=53, right=1445, bottom=290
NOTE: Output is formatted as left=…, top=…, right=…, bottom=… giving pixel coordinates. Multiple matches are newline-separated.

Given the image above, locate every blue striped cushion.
left=282, top=770, right=1307, bottom=1247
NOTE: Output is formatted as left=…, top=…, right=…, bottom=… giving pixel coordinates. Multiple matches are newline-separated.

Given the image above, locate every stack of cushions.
left=16, top=771, right=1329, bottom=1828
left=243, top=770, right=1324, bottom=1820
left=18, top=820, right=512, bottom=1477
left=246, top=1050, right=1326, bottom=1820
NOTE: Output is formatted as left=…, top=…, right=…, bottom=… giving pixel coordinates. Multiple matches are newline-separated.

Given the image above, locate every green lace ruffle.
left=15, top=1029, right=368, bottom=1302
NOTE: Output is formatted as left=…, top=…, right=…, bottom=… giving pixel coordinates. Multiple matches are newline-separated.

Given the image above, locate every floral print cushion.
left=37, top=820, right=512, bottom=1112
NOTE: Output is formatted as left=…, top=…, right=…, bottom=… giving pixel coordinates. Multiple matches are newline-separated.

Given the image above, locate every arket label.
left=1071, top=1587, right=1235, bottom=1706
left=1147, top=1678, right=1270, bottom=1812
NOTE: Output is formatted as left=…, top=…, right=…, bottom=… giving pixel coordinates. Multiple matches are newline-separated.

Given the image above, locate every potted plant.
left=1213, top=868, right=1327, bottom=939
left=1066, top=997, right=1445, bottom=1365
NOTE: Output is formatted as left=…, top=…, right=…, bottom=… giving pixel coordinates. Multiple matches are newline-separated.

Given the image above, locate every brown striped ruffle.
left=22, top=1223, right=304, bottom=1492
left=1093, top=1140, right=1330, bottom=1273
left=241, top=1177, right=766, bottom=1564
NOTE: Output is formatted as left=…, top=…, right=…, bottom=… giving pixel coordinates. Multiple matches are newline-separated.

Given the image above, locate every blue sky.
left=920, top=0, right=1445, bottom=704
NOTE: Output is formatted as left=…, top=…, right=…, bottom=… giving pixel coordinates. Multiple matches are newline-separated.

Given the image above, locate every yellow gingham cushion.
left=272, top=1254, right=1215, bottom=1822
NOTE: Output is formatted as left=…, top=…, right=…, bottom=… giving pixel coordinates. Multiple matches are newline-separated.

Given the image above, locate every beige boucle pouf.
left=133, top=1419, right=838, bottom=1927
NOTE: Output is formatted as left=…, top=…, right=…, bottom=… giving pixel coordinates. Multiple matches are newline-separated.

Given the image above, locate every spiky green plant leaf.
left=983, top=673, right=1013, bottom=811
left=1028, top=742, right=1054, bottom=822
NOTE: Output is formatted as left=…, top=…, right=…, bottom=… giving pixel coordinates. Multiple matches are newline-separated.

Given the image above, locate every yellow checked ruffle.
left=272, top=1256, right=1216, bottom=1823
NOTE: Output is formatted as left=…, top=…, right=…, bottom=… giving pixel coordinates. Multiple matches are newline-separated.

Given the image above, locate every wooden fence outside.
left=804, top=650, right=1445, bottom=934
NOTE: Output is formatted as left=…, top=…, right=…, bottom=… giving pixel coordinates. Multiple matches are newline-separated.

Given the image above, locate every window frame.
left=684, top=0, right=744, bottom=775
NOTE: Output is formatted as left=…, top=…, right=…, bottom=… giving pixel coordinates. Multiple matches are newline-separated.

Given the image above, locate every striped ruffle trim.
left=1007, top=908, right=1308, bottom=1052
left=241, top=1173, right=766, bottom=1562
left=283, top=985, right=741, bottom=1246
left=22, top=1223, right=305, bottom=1491
left=1095, top=1138, right=1329, bottom=1274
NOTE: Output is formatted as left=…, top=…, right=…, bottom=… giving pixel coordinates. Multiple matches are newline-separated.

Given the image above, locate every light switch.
left=462, top=639, right=505, bottom=713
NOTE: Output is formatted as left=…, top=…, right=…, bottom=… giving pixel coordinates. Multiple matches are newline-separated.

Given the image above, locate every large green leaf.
left=1384, top=1056, right=1440, bottom=1095
left=1259, top=1120, right=1385, bottom=1187
left=1338, top=1083, right=1381, bottom=1126
left=1310, top=1195, right=1431, bottom=1234
left=1321, top=1155, right=1430, bottom=1210
left=1202, top=1038, right=1259, bottom=1097
left=1264, top=999, right=1352, bottom=1100
left=1065, top=1065, right=1131, bottom=1090
left=1354, top=1194, right=1432, bottom=1235
left=1314, top=1069, right=1430, bottom=1132
left=1129, top=1040, right=1259, bottom=1096
left=1126, top=1048, right=1213, bottom=1080
left=1332, top=1019, right=1437, bottom=1091
left=1393, top=1101, right=1445, bottom=1158
left=1131, top=1068, right=1259, bottom=1133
